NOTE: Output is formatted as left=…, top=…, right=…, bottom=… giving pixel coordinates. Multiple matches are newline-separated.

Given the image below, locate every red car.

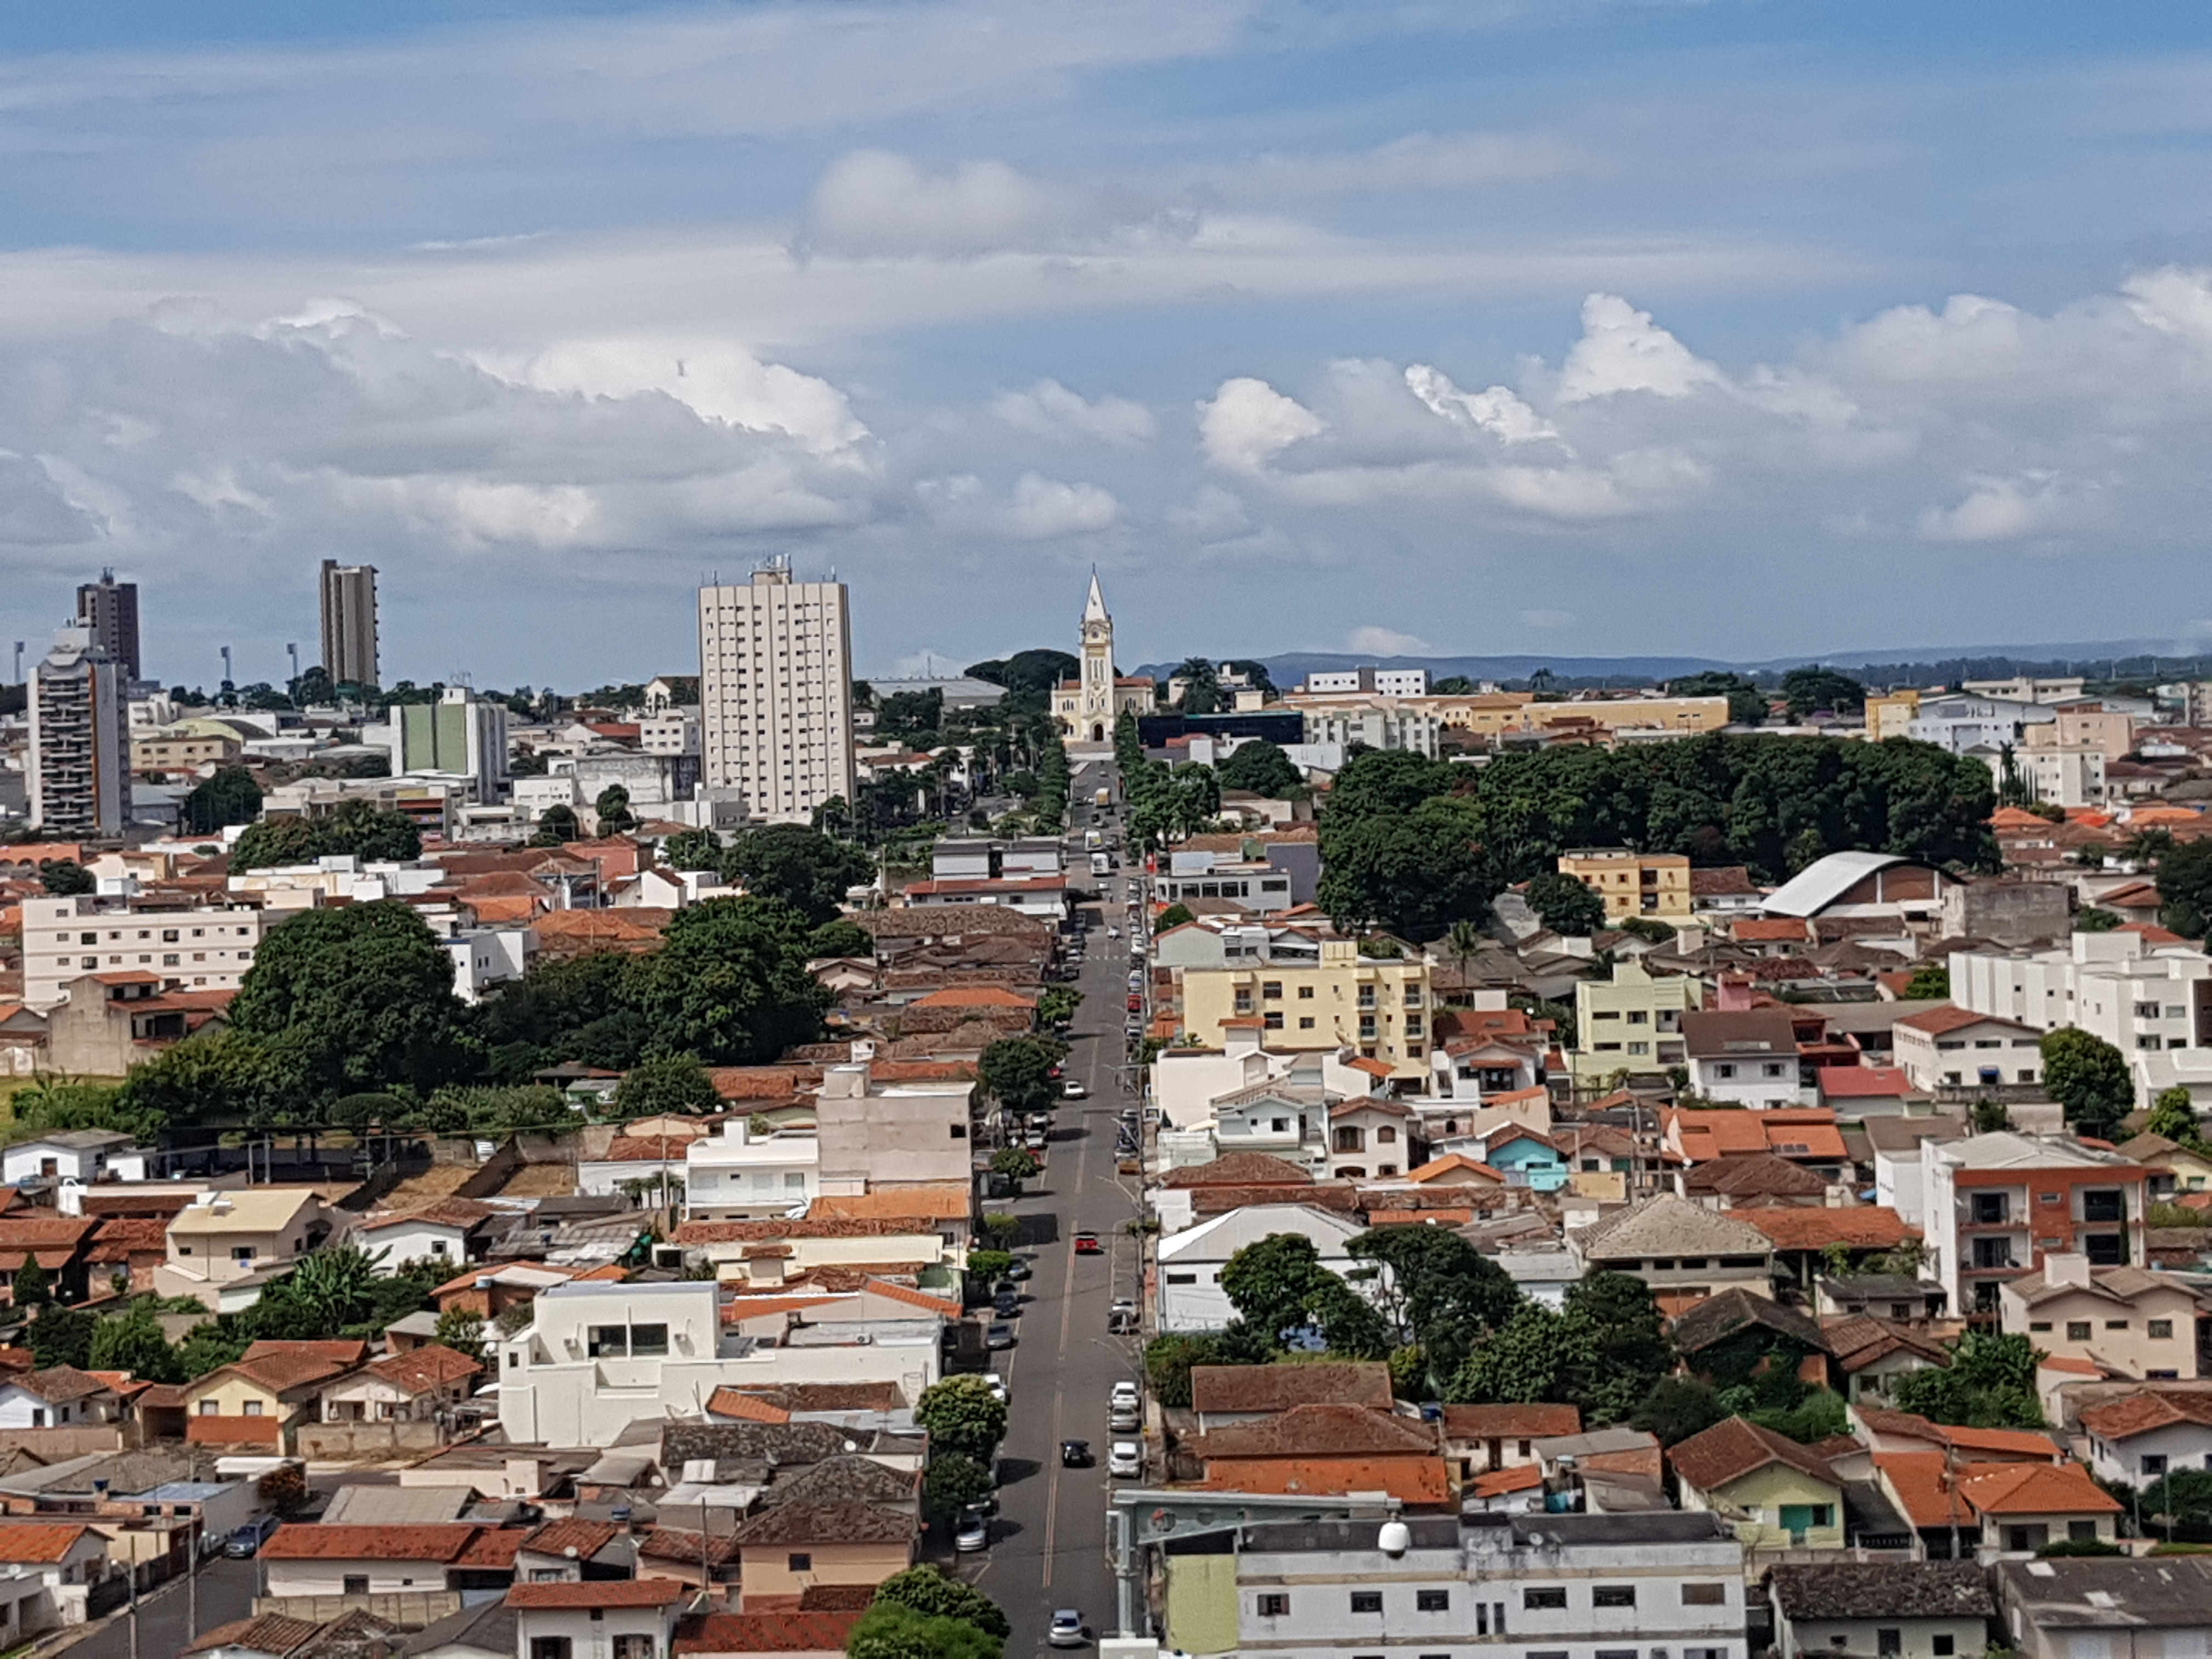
left=1073, top=1232, right=1103, bottom=1256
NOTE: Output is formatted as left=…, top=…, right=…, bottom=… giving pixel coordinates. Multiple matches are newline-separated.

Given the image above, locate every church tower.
left=1053, top=569, right=1152, bottom=745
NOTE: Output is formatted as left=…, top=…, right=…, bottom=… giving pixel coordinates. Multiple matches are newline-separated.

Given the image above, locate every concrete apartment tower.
left=697, top=560, right=855, bottom=823
left=319, top=559, right=380, bottom=690
left=29, top=624, right=127, bottom=837
left=75, top=570, right=140, bottom=682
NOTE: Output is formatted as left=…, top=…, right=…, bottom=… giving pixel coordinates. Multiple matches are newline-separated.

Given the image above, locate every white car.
left=1063, top=1080, right=1087, bottom=1099
left=1108, top=1441, right=1142, bottom=1477
left=1106, top=926, right=1120, bottom=939
left=955, top=1514, right=990, bottom=1552
left=982, top=1374, right=1009, bottom=1404
left=1110, top=1379, right=1141, bottom=1406
left=1048, top=1610, right=1088, bottom=1648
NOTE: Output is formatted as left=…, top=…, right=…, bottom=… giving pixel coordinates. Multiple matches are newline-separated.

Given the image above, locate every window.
left=1592, top=1587, right=1636, bottom=1609
left=1299, top=986, right=1314, bottom=999
left=1165, top=1272, right=1196, bottom=1285
left=2069, top=1521, right=2101, bottom=1542
left=343, top=1576, right=370, bottom=1597
left=2085, top=1233, right=2126, bottom=1266
left=1523, top=1589, right=1567, bottom=1610
left=241, top=1400, right=263, bottom=1417
left=2142, top=1454, right=2169, bottom=1477
left=2152, top=1319, right=2175, bottom=1339
left=1681, top=1584, right=1726, bottom=1606
left=1256, top=1595, right=1289, bottom=1617
left=2083, top=1189, right=2125, bottom=1222
left=1262, top=981, right=1283, bottom=1000
left=1878, top=1631, right=1901, bottom=1657
left=1933, top=1640, right=1955, bottom=1658
left=2106, top=1319, right=2129, bottom=1331
left=2029, top=1321, right=2052, bottom=1333
left=612, top=1641, right=653, bottom=1659
left=1264, top=1012, right=1284, bottom=1030
left=587, top=1325, right=629, bottom=1358
left=529, top=1568, right=566, bottom=1582
left=1972, top=1192, right=2010, bottom=1224
left=1715, top=1063, right=1736, bottom=1079
left=1350, top=1593, right=1383, bottom=1614
left=630, top=1323, right=669, bottom=1356
left=1417, top=1590, right=1449, bottom=1612
left=507, top=1351, right=520, bottom=1370
left=1299, top=1017, right=1316, bottom=1030
left=788, top=1553, right=812, bottom=1572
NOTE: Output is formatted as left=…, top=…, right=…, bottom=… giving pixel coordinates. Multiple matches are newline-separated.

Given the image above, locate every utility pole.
left=187, top=1508, right=199, bottom=1641
left=126, top=1550, right=138, bottom=1659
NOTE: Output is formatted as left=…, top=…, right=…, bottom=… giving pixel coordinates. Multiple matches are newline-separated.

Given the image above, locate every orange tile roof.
left=365, top=1345, right=482, bottom=1394
left=676, top=1613, right=862, bottom=1654
left=1365, top=1209, right=1475, bottom=1227
left=521, top=1520, right=621, bottom=1560
left=1666, top=1107, right=1847, bottom=1163
left=2079, top=1392, right=2212, bottom=1441
left=705, top=1388, right=793, bottom=1423
left=1956, top=1460, right=2120, bottom=1517
left=720, top=1297, right=848, bottom=1327
left=809, top=1186, right=972, bottom=1221
left=0, top=1523, right=89, bottom=1564
left=1732, top=1206, right=1914, bottom=1251
left=508, top=1581, right=686, bottom=1609
left=600, top=1136, right=696, bottom=1163
left=1201, top=1455, right=1451, bottom=1505
left=261, top=1524, right=483, bottom=1561
left=1876, top=1452, right=1974, bottom=1528
left=1470, top=1464, right=1544, bottom=1498
left=856, top=1277, right=962, bottom=1316
left=453, top=1529, right=526, bottom=1570
left=1345, top=1057, right=1394, bottom=1080
left=1443, top=1404, right=1582, bottom=1440
left=910, top=985, right=1034, bottom=1008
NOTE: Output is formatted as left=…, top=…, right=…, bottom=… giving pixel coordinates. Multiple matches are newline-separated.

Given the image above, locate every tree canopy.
left=232, top=800, right=422, bottom=871
left=1779, top=666, right=1867, bottom=721
left=1893, top=1330, right=2044, bottom=1429
left=183, top=766, right=264, bottom=835
left=2157, top=838, right=2212, bottom=939
left=1215, top=740, right=1303, bottom=798
left=724, top=825, right=874, bottom=925
left=2039, top=1028, right=2134, bottom=1137
left=978, top=1036, right=1063, bottom=1116
left=1522, top=871, right=1607, bottom=936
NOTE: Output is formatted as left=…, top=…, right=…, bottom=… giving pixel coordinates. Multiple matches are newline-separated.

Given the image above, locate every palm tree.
left=1446, top=917, right=1484, bottom=1003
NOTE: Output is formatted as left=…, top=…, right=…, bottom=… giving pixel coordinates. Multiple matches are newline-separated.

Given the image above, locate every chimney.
left=2046, top=1251, right=2092, bottom=1289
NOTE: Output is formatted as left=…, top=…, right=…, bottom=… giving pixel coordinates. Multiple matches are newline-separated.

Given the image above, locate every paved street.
left=61, top=1556, right=256, bottom=1659
left=960, top=757, right=1145, bottom=1655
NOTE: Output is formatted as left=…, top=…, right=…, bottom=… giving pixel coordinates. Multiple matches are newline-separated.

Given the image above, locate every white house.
left=684, top=1120, right=821, bottom=1221
left=1, top=1131, right=149, bottom=1187
left=1680, top=1008, right=1803, bottom=1108
left=0, top=1523, right=108, bottom=1636
left=0, top=1368, right=122, bottom=1429
left=1156, top=1204, right=1365, bottom=1333
left=354, top=1199, right=500, bottom=1273
left=258, top=1522, right=478, bottom=1601
left=506, top=1579, right=685, bottom=1659
left=2078, top=1391, right=2212, bottom=1486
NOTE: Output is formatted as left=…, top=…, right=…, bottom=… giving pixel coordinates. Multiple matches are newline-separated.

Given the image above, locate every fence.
left=255, top=1591, right=461, bottom=1629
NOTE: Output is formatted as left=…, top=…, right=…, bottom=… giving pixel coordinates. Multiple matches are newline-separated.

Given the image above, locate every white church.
left=1051, top=572, right=1154, bottom=748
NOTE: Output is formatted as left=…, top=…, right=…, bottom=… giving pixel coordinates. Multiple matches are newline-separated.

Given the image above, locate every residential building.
left=1668, top=1416, right=1847, bottom=1549
left=75, top=571, right=140, bottom=681
left=353, top=1199, right=503, bottom=1272
left=507, top=1581, right=685, bottom=1659
left=1566, top=1194, right=1774, bottom=1314
left=29, top=625, right=128, bottom=837
left=1926, top=1136, right=2148, bottom=1314
left=182, top=1340, right=369, bottom=1452
left=21, top=893, right=273, bottom=1009
left=684, top=1119, right=821, bottom=1221
left=1680, top=1008, right=1803, bottom=1106
left=1305, top=666, right=1430, bottom=696
left=2118, top=1130, right=2212, bottom=1200
left=1558, top=849, right=1694, bottom=926
left=1769, top=1562, right=1994, bottom=1659
left=1151, top=1029, right=1381, bottom=1133
left=394, top=688, right=510, bottom=799
left=1968, top=742, right=2107, bottom=810
left=1051, top=572, right=1153, bottom=746
left=1906, top=695, right=2057, bottom=753
left=1950, top=934, right=2212, bottom=1100
left=1186, top=1402, right=1452, bottom=1504
left=0, top=1367, right=121, bottom=1429
left=1572, top=961, right=1699, bottom=1086
left=2078, top=1390, right=2212, bottom=1484
left=1157, top=1204, right=1364, bottom=1332
left=697, top=560, right=856, bottom=823
left=1441, top=1404, right=1582, bottom=1481
left=812, top=1063, right=974, bottom=1193
left=1153, top=846, right=1299, bottom=916
left=321, top=1347, right=482, bottom=1426
left=1301, top=700, right=1443, bottom=758
left=154, top=1189, right=339, bottom=1311
left=1939, top=878, right=2072, bottom=948
left=1995, top=1556, right=2212, bottom=1659
left=258, top=1520, right=480, bottom=1610
left=1177, top=937, right=1434, bottom=1082
left=0, top=1523, right=108, bottom=1638
left=0, top=1130, right=149, bottom=1188
left=1893, top=1006, right=2046, bottom=1091
left=639, top=707, right=699, bottom=756
left=318, top=560, right=379, bottom=689
left=1997, top=1255, right=2206, bottom=1380
left=129, top=729, right=243, bottom=770
left=721, top=1453, right=919, bottom=1610
left=1869, top=1113, right=1973, bottom=1228
left=1199, top=1512, right=1747, bottom=1659
left=1953, top=1462, right=2121, bottom=1555
left=1188, top=1360, right=1395, bottom=1429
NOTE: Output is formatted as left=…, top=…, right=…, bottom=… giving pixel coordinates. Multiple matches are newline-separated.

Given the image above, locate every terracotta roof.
left=2078, top=1391, right=2212, bottom=1441
left=1198, top=1453, right=1450, bottom=1504
left=521, top=1520, right=621, bottom=1560
left=706, top=1388, right=793, bottom=1423
left=87, top=1218, right=170, bottom=1261
left=1684, top=1154, right=1830, bottom=1198
left=360, top=1198, right=498, bottom=1233
left=706, top=1065, right=824, bottom=1100
left=1193, top=1403, right=1438, bottom=1460
left=1191, top=1182, right=1359, bottom=1217
left=260, top=1524, right=483, bottom=1562
left=186, top=1614, right=322, bottom=1656
left=365, top=1345, right=482, bottom=1394
left=1956, top=1460, right=2119, bottom=1517
left=1160, top=1152, right=1312, bottom=1189
left=1668, top=1416, right=1841, bottom=1495
left=12, top=1365, right=116, bottom=1404
left=1665, top=1107, right=1848, bottom=1164
left=1876, top=1452, right=1975, bottom=1528
left=1824, top=1316, right=1948, bottom=1371
left=1732, top=1205, right=1914, bottom=1252
left=1672, top=1286, right=1831, bottom=1356
left=676, top=1613, right=861, bottom=1654
left=1189, top=1361, right=1393, bottom=1416
left=1470, top=1464, right=1545, bottom=1498
left=808, top=1186, right=972, bottom=1222
left=1441, top=1404, right=1582, bottom=1441
left=1403, top=1154, right=1505, bottom=1184
left=453, top=1530, right=526, bottom=1570
left=674, top=1217, right=946, bottom=1243
left=1895, top=1004, right=2035, bottom=1037
left=637, top=1526, right=741, bottom=1568
left=217, top=1351, right=358, bottom=1396
left=599, top=1136, right=697, bottom=1163
left=242, top=1339, right=368, bottom=1366
left=1345, top=1056, right=1394, bottom=1080
left=1855, top=1405, right=2064, bottom=1460
left=1818, top=1066, right=1914, bottom=1100
left=507, top=1581, right=687, bottom=1609
left=0, top=1523, right=89, bottom=1564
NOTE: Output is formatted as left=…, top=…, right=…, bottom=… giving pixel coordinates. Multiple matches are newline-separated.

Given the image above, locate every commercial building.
left=20, top=893, right=273, bottom=1009
left=395, top=688, right=510, bottom=799
left=28, top=626, right=128, bottom=838
left=75, top=571, right=140, bottom=681
left=318, top=560, right=380, bottom=689
left=1176, top=937, right=1435, bottom=1082
left=698, top=561, right=857, bottom=823
left=1051, top=572, right=1154, bottom=745
left=1923, top=1133, right=2147, bottom=1314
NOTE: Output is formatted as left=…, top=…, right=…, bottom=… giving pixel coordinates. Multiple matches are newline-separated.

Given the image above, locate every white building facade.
left=21, top=893, right=272, bottom=1009
left=697, top=561, right=857, bottom=823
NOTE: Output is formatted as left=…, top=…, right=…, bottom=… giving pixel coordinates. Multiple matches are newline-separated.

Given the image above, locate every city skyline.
left=1, top=5, right=2211, bottom=682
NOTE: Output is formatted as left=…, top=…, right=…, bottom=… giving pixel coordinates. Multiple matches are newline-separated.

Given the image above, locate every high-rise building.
left=319, top=560, right=380, bottom=689
left=697, top=561, right=855, bottom=823
left=29, top=624, right=127, bottom=837
left=75, top=571, right=141, bottom=682
left=396, top=686, right=512, bottom=800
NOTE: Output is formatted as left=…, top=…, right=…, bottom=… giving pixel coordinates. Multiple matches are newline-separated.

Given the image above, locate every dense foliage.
left=2039, top=1028, right=2134, bottom=1137
left=1522, top=871, right=1607, bottom=936
left=231, top=799, right=422, bottom=870
left=1893, top=1330, right=2045, bottom=1429
left=182, top=766, right=264, bottom=835
left=1215, top=740, right=1304, bottom=798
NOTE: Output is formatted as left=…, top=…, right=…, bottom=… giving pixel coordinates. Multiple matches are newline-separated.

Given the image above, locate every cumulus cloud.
left=1556, top=293, right=1727, bottom=403
left=1404, top=365, right=1561, bottom=445
left=501, top=338, right=871, bottom=457
left=1917, top=475, right=2062, bottom=543
left=916, top=470, right=1119, bottom=538
left=992, top=379, right=1156, bottom=445
left=1347, top=624, right=1430, bottom=656
left=1198, top=378, right=1327, bottom=473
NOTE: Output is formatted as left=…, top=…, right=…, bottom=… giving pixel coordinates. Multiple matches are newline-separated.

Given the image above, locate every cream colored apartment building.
left=21, top=894, right=273, bottom=1009
left=1557, top=848, right=1694, bottom=925
left=1177, top=938, right=1433, bottom=1081
left=697, top=560, right=856, bottom=823
left=1571, top=960, right=1702, bottom=1087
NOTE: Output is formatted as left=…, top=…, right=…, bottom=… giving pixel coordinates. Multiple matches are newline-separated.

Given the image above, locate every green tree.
left=663, top=828, right=724, bottom=871
left=977, top=1037, right=1062, bottom=1117
left=871, top=1566, right=1010, bottom=1640
left=1142, top=1327, right=1272, bottom=1407
left=1523, top=871, right=1607, bottom=936
left=1318, top=794, right=1496, bottom=939
left=183, top=766, right=264, bottom=835
left=1156, top=904, right=1195, bottom=930
left=614, top=1054, right=721, bottom=1117
left=434, top=1308, right=487, bottom=1369
left=963, top=1250, right=1013, bottom=1287
left=1346, top=1226, right=1523, bottom=1386
left=88, top=1300, right=188, bottom=1383
left=318, top=798, right=422, bottom=863
left=229, top=901, right=476, bottom=1102
left=177, top=1321, right=250, bottom=1377
left=115, top=1029, right=296, bottom=1132
left=845, top=1602, right=1000, bottom=1659
left=620, top=898, right=829, bottom=1064
left=966, top=649, right=1078, bottom=702
left=808, top=918, right=874, bottom=960
left=989, top=1147, right=1040, bottom=1181
left=15, top=1074, right=172, bottom=1144
left=245, top=1245, right=386, bottom=1341
left=920, top=1453, right=995, bottom=1523
left=1558, top=1272, right=1675, bottom=1424
left=2040, top=1028, right=2134, bottom=1136
left=1325, top=748, right=1462, bottom=822
left=2141, top=1468, right=2212, bottom=1534
left=1893, top=1330, right=2045, bottom=1429
left=10, top=1257, right=52, bottom=1311
left=725, top=825, right=873, bottom=926
left=915, top=1376, right=1009, bottom=1462
left=1218, top=1233, right=1389, bottom=1353
left=1780, top=666, right=1867, bottom=721
left=1904, top=963, right=1950, bottom=1000
left=228, top=816, right=322, bottom=871
left=1448, top=1302, right=1566, bottom=1403
left=594, top=785, right=638, bottom=834
left=27, top=1305, right=93, bottom=1369
left=1633, top=1376, right=1728, bottom=1445
left=1035, top=986, right=1082, bottom=1029
left=529, top=804, right=581, bottom=847
left=2156, top=839, right=2212, bottom=940
left=1215, top=741, right=1302, bottom=798
left=1666, top=671, right=1765, bottom=726
left=2146, top=1086, right=2203, bottom=1146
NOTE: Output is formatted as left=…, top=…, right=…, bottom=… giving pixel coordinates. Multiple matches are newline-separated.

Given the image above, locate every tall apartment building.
left=75, top=571, right=141, bottom=681
left=1557, top=847, right=1694, bottom=924
left=28, top=625, right=127, bottom=838
left=697, top=562, right=856, bottom=823
left=1923, top=1131, right=2145, bottom=1314
left=396, top=686, right=510, bottom=798
left=1950, top=933, right=2212, bottom=1058
left=21, top=893, right=273, bottom=1008
left=318, top=560, right=380, bottom=689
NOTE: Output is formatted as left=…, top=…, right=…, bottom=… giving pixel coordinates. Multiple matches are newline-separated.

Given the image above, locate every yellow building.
left=1527, top=695, right=1730, bottom=736
left=1865, top=689, right=1921, bottom=742
left=1572, top=960, right=1701, bottom=1088
left=1178, top=938, right=1433, bottom=1081
left=1558, top=848, right=1693, bottom=926
left=1418, top=692, right=1534, bottom=735
left=131, top=730, right=244, bottom=770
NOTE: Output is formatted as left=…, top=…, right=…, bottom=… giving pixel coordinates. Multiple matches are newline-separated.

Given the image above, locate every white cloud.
left=502, top=338, right=871, bottom=457
left=1224, top=130, right=1586, bottom=198
left=1404, top=364, right=1561, bottom=445
left=1347, top=624, right=1430, bottom=656
left=1166, top=484, right=1250, bottom=537
left=1198, top=377, right=1327, bottom=473
left=1556, top=293, right=1727, bottom=403
left=992, top=379, right=1156, bottom=445
left=804, top=152, right=1108, bottom=259
left=1916, top=475, right=2061, bottom=543
left=915, top=470, right=1119, bottom=538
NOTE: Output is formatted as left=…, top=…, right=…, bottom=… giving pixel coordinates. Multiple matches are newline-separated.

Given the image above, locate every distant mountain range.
left=1135, top=638, right=2212, bottom=690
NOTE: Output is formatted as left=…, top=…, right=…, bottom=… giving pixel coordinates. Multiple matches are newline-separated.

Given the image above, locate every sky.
left=4, top=2, right=2212, bottom=687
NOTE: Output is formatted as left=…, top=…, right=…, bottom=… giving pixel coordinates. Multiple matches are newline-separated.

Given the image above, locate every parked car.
left=1003, top=1257, right=1033, bottom=1282
left=1108, top=1441, right=1142, bottom=1477
left=986, top=1322, right=1017, bottom=1349
left=1063, top=1080, right=1088, bottom=1099
left=1060, top=1438, right=1093, bottom=1468
left=1110, top=1380, right=1141, bottom=1408
left=1023, top=1127, right=1048, bottom=1150
left=955, top=1513, right=991, bottom=1552
left=224, top=1516, right=281, bottom=1559
left=1073, top=1232, right=1102, bottom=1255
left=982, top=1373, right=1009, bottom=1403
left=993, top=1290, right=1022, bottom=1318
left=1048, top=1610, right=1088, bottom=1648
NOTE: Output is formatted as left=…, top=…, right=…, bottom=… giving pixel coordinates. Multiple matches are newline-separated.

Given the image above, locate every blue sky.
left=3, top=1, right=2212, bottom=687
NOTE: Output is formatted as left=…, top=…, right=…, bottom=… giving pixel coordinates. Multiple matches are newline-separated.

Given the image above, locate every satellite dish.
left=1378, top=1521, right=1412, bottom=1558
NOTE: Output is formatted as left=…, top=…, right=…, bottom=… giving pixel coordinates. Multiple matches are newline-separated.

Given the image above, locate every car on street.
left=1110, top=1399, right=1141, bottom=1430
left=224, top=1516, right=280, bottom=1558
left=985, top=1322, right=1017, bottom=1349
left=1023, top=1127, right=1047, bottom=1150
left=1063, top=1080, right=1087, bottom=1099
left=1111, top=1380, right=1141, bottom=1409
left=1059, top=1438, right=1093, bottom=1467
left=955, top=1513, right=991, bottom=1552
left=982, top=1373, right=1008, bottom=1402
left=1073, top=1231, right=1102, bottom=1255
left=1108, top=1441, right=1142, bottom=1477
left=992, top=1291, right=1022, bottom=1318
left=1048, top=1611, right=1088, bottom=1648
left=1003, top=1257, right=1032, bottom=1281
left=1106, top=926, right=1120, bottom=938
